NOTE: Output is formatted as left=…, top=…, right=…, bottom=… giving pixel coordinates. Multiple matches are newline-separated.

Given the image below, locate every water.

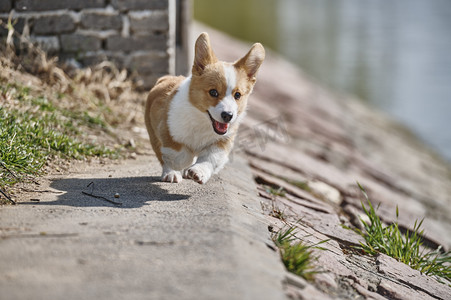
left=194, top=0, right=451, bottom=162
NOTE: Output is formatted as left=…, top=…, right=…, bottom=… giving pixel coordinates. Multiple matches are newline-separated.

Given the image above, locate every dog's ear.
left=235, top=43, right=265, bottom=81
left=192, top=32, right=218, bottom=76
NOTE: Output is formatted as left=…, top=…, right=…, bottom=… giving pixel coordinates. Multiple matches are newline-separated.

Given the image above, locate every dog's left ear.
left=235, top=43, right=265, bottom=81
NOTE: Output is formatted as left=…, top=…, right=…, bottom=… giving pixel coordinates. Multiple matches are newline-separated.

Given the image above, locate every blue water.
left=194, top=0, right=451, bottom=162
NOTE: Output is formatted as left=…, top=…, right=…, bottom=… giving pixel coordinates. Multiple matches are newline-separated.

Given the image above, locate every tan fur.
left=145, top=32, right=264, bottom=183
left=189, top=63, right=228, bottom=113
left=145, top=71, right=237, bottom=157
left=144, top=75, right=185, bottom=164
left=186, top=60, right=254, bottom=153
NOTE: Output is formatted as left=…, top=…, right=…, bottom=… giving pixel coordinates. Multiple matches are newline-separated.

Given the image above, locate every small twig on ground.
left=83, top=181, right=122, bottom=206
left=87, top=181, right=95, bottom=194
left=0, top=160, right=18, bottom=179
left=81, top=191, right=122, bottom=206
left=0, top=187, right=16, bottom=204
left=20, top=188, right=63, bottom=194
left=0, top=161, right=40, bottom=185
left=1, top=232, right=79, bottom=239
left=29, top=178, right=41, bottom=185
left=81, top=181, right=122, bottom=206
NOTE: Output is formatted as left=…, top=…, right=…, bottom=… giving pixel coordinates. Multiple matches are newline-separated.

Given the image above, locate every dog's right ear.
left=192, top=32, right=218, bottom=76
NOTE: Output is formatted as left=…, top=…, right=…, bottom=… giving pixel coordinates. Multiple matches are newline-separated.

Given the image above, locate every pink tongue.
left=214, top=121, right=229, bottom=133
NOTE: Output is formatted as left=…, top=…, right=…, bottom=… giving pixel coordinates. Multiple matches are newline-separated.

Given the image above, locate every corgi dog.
left=145, top=32, right=265, bottom=184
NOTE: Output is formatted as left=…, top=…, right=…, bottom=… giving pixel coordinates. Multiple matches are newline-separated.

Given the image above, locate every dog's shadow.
left=26, top=176, right=190, bottom=208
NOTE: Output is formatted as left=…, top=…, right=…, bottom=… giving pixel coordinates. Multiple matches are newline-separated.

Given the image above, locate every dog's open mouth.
left=207, top=111, right=229, bottom=135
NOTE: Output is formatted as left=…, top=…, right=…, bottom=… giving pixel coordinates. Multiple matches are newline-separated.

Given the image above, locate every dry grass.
left=0, top=18, right=150, bottom=203
left=0, top=17, right=146, bottom=131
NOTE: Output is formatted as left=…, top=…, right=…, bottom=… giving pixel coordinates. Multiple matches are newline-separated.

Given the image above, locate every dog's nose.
left=221, top=111, right=233, bottom=123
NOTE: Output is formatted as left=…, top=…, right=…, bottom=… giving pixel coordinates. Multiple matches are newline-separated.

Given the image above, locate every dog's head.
left=189, top=32, right=265, bottom=136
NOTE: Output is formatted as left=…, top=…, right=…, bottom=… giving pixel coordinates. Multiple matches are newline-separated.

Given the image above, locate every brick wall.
left=0, top=0, right=190, bottom=89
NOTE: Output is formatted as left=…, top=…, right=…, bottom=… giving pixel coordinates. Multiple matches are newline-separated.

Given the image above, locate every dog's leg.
left=186, top=147, right=229, bottom=184
left=160, top=146, right=195, bottom=183
left=161, top=165, right=183, bottom=183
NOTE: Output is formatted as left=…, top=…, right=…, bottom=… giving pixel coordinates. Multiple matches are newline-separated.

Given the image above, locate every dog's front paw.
left=161, top=169, right=182, bottom=183
left=182, top=169, right=190, bottom=179
left=186, top=165, right=211, bottom=184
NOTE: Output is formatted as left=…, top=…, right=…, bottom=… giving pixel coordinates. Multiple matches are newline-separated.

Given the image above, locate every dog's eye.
left=234, top=92, right=241, bottom=100
left=209, top=89, right=219, bottom=98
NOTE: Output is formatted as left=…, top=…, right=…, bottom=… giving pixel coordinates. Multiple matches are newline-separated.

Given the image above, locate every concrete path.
left=0, top=154, right=287, bottom=300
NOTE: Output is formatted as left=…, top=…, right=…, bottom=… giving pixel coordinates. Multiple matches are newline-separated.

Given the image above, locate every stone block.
left=129, top=11, right=168, bottom=34
left=106, top=34, right=167, bottom=52
left=128, top=51, right=169, bottom=75
left=80, top=11, right=122, bottom=31
left=0, top=20, right=6, bottom=37
left=15, top=0, right=105, bottom=12
left=60, top=33, right=102, bottom=52
left=377, top=254, right=451, bottom=300
left=0, top=0, right=11, bottom=12
left=33, top=14, right=76, bottom=35
left=31, top=36, right=60, bottom=53
left=111, top=0, right=168, bottom=12
left=79, top=52, right=126, bottom=68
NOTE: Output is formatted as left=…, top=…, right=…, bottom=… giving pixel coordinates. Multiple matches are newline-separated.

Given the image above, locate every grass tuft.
left=0, top=19, right=144, bottom=203
left=288, top=180, right=311, bottom=192
left=0, top=83, right=119, bottom=193
left=354, top=183, right=451, bottom=283
left=266, top=186, right=286, bottom=197
left=272, top=226, right=327, bottom=280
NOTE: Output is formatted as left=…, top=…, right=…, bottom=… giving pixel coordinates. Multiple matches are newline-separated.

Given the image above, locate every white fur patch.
left=186, top=146, right=229, bottom=184
left=161, top=146, right=195, bottom=171
left=224, top=63, right=237, bottom=95
left=201, top=146, right=229, bottom=174
left=208, top=64, right=238, bottom=124
left=186, top=164, right=211, bottom=184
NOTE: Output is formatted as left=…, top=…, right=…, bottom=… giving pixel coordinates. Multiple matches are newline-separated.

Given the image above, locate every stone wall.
left=0, top=0, right=190, bottom=88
